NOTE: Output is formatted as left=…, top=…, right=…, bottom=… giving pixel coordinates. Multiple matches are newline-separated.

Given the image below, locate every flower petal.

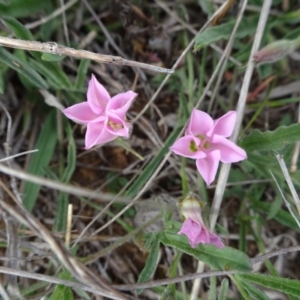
left=196, top=150, right=220, bottom=186
left=107, top=91, right=137, bottom=118
left=178, top=218, right=202, bottom=248
left=186, top=109, right=214, bottom=136
left=208, top=111, right=237, bottom=138
left=87, top=74, right=110, bottom=114
left=85, top=121, right=116, bottom=149
left=63, top=102, right=98, bottom=124
left=211, top=135, right=247, bottom=163
left=170, top=136, right=207, bottom=159
left=209, top=232, right=225, bottom=248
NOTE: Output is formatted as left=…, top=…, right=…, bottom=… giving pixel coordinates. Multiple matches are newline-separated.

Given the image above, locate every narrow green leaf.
left=49, top=270, right=74, bottom=300
left=29, top=58, right=71, bottom=89
left=241, top=279, right=271, bottom=300
left=54, top=122, right=76, bottom=232
left=0, top=0, right=51, bottom=18
left=253, top=201, right=299, bottom=230
left=1, top=17, right=34, bottom=40
left=0, top=47, right=49, bottom=89
left=218, top=278, right=229, bottom=300
left=160, top=251, right=182, bottom=299
left=209, top=276, right=217, bottom=300
left=0, top=69, right=4, bottom=94
left=160, top=221, right=251, bottom=272
left=13, top=49, right=41, bottom=89
left=137, top=235, right=161, bottom=285
left=239, top=123, right=300, bottom=152
left=62, top=122, right=76, bottom=183
left=194, top=16, right=258, bottom=51
left=240, top=273, right=300, bottom=298
left=41, top=53, right=65, bottom=62
left=23, top=110, right=57, bottom=211
left=267, top=194, right=282, bottom=220
left=126, top=126, right=183, bottom=198
left=75, top=60, right=90, bottom=89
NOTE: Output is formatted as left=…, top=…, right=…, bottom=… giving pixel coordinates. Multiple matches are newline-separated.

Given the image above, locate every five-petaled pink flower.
left=63, top=74, right=137, bottom=149
left=178, top=195, right=224, bottom=248
left=170, top=109, right=247, bottom=186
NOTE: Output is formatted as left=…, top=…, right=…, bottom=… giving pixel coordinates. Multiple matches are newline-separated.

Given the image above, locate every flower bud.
left=253, top=38, right=300, bottom=64
left=177, top=194, right=224, bottom=248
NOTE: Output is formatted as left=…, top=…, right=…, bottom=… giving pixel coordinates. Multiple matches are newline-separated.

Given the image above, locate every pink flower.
left=63, top=74, right=137, bottom=149
left=178, top=195, right=224, bottom=248
left=170, top=109, right=247, bottom=186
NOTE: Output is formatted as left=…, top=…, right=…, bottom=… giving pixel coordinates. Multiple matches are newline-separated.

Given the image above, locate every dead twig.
left=0, top=36, right=173, bottom=74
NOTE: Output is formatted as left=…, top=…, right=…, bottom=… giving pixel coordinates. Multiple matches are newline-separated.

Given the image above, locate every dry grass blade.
left=0, top=198, right=128, bottom=300
left=114, top=244, right=300, bottom=291
left=25, top=0, right=78, bottom=29
left=210, top=0, right=273, bottom=229
left=0, top=266, right=117, bottom=296
left=0, top=36, right=173, bottom=74
left=0, top=163, right=131, bottom=203
left=274, top=153, right=300, bottom=216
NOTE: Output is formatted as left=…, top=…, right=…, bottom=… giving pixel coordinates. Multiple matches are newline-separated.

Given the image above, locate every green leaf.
left=253, top=201, right=299, bottom=230
left=194, top=16, right=258, bottom=51
left=0, top=47, right=49, bottom=89
left=29, top=58, right=71, bottom=89
left=218, top=278, right=229, bottom=300
left=1, top=17, right=34, bottom=40
left=49, top=270, right=74, bottom=300
left=54, top=121, right=76, bottom=232
left=62, top=122, right=76, bottom=183
left=137, top=235, right=161, bottom=287
left=267, top=194, right=282, bottom=220
left=0, top=0, right=51, bottom=18
left=240, top=273, right=300, bottom=298
left=0, top=69, right=4, bottom=94
left=41, top=53, right=66, bottom=62
left=241, top=279, right=271, bottom=300
left=75, top=60, right=90, bottom=89
left=239, top=123, right=300, bottom=152
left=160, top=221, right=251, bottom=272
left=209, top=276, right=217, bottom=300
left=22, top=110, right=57, bottom=211
left=125, top=126, right=183, bottom=198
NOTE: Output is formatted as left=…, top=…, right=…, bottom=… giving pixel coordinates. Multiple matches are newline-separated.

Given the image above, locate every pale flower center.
left=107, top=119, right=124, bottom=130
left=189, top=134, right=210, bottom=152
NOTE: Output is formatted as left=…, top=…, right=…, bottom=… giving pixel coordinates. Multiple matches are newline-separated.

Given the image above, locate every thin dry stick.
left=191, top=1, right=248, bottom=298
left=269, top=169, right=300, bottom=228
left=59, top=0, right=71, bottom=48
left=0, top=198, right=127, bottom=300
left=0, top=266, right=117, bottom=296
left=65, top=204, right=73, bottom=247
left=154, top=0, right=241, bottom=67
left=25, top=0, right=78, bottom=29
left=0, top=163, right=132, bottom=203
left=0, top=149, right=38, bottom=163
left=116, top=245, right=300, bottom=291
left=0, top=102, right=22, bottom=298
left=275, top=153, right=300, bottom=215
left=0, top=245, right=299, bottom=293
left=290, top=103, right=300, bottom=173
left=0, top=36, right=173, bottom=74
left=210, top=0, right=272, bottom=229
